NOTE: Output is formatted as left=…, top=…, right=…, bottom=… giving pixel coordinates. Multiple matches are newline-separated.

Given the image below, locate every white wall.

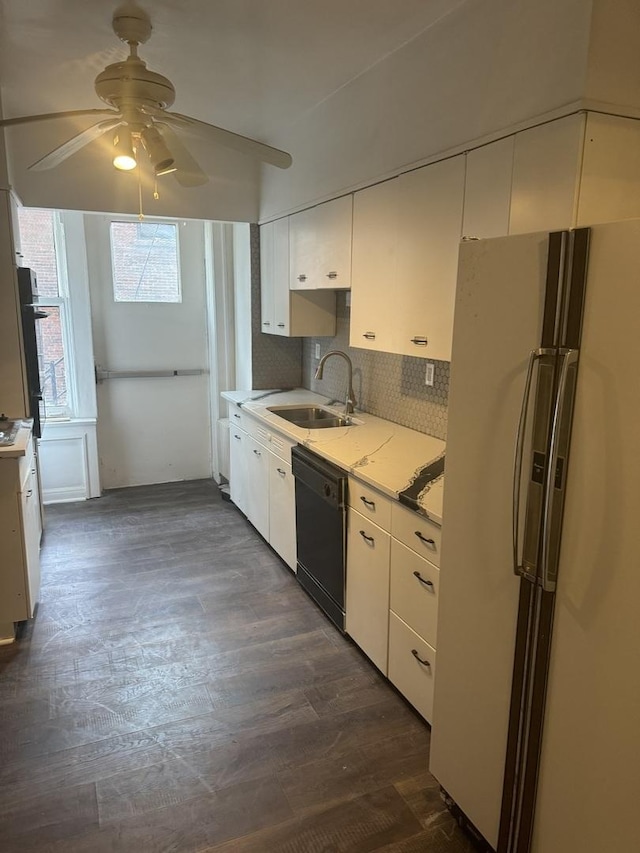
left=260, top=0, right=598, bottom=219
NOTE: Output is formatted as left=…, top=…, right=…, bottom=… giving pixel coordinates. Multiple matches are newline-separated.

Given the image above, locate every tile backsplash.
left=302, top=293, right=449, bottom=440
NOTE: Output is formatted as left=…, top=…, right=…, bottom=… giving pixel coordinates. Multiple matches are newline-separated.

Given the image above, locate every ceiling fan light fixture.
left=112, top=129, right=137, bottom=170
left=141, top=125, right=175, bottom=176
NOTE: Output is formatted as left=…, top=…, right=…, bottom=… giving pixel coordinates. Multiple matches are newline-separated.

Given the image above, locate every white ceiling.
left=0, top=0, right=463, bottom=142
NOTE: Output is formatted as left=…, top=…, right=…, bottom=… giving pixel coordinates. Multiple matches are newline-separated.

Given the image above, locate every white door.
left=86, top=215, right=211, bottom=489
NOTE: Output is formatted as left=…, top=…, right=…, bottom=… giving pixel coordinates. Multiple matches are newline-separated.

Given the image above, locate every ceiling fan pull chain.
left=137, top=158, right=145, bottom=221
left=153, top=174, right=160, bottom=201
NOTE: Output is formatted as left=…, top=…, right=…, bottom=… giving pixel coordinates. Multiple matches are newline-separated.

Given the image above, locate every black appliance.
left=17, top=267, right=47, bottom=438
left=291, top=445, right=347, bottom=630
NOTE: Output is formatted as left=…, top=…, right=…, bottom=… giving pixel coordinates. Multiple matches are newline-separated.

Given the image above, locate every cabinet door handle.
left=413, top=570, right=434, bottom=589
left=263, top=321, right=271, bottom=326
left=360, top=496, right=375, bottom=509
left=363, top=332, right=376, bottom=340
left=297, top=274, right=307, bottom=282
left=415, top=530, right=436, bottom=547
left=26, top=489, right=33, bottom=498
left=253, top=449, right=261, bottom=457
left=277, top=323, right=285, bottom=328
left=233, top=413, right=241, bottom=419
left=412, top=649, right=431, bottom=668
left=410, top=337, right=428, bottom=346
left=233, top=434, right=241, bottom=440
left=277, top=468, right=286, bottom=476
left=326, top=271, right=338, bottom=280
left=359, top=530, right=375, bottom=544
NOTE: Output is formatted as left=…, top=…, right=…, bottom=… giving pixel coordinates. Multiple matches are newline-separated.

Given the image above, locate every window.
left=110, top=221, right=181, bottom=303
left=17, top=208, right=73, bottom=416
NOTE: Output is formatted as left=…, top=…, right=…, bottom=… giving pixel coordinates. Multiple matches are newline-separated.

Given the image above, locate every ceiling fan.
left=0, top=2, right=293, bottom=187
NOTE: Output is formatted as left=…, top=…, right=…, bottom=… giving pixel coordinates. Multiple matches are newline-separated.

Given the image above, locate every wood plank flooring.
left=0, top=480, right=477, bottom=852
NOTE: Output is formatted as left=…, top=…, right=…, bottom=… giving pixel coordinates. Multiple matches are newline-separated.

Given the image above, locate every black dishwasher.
left=291, top=445, right=347, bottom=631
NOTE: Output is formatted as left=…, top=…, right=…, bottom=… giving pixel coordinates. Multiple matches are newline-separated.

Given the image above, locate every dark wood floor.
left=0, top=480, right=476, bottom=853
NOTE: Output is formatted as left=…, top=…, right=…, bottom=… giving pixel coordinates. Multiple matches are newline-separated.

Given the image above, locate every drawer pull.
left=359, top=530, right=375, bottom=545
left=413, top=570, right=434, bottom=589
left=410, top=336, right=428, bottom=346
left=263, top=321, right=271, bottom=326
left=277, top=323, right=285, bottom=328
left=412, top=649, right=431, bottom=668
left=233, top=413, right=241, bottom=419
left=297, top=274, right=307, bottom=282
left=277, top=468, right=286, bottom=476
left=363, top=332, right=376, bottom=340
left=415, top=530, right=436, bottom=547
left=326, top=271, right=338, bottom=280
left=360, top=496, right=375, bottom=509
left=26, top=489, right=33, bottom=498
left=233, top=434, right=241, bottom=440
left=253, top=449, right=261, bottom=457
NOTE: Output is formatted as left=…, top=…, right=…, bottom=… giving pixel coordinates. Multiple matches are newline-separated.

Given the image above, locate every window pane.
left=110, top=221, right=181, bottom=303
left=17, top=208, right=60, bottom=298
left=37, top=307, right=67, bottom=408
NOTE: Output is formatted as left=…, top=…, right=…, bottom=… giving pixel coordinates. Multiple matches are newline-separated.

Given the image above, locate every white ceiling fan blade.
left=0, top=108, right=119, bottom=129
left=158, top=111, right=292, bottom=170
left=29, top=118, right=123, bottom=171
left=155, top=123, right=209, bottom=187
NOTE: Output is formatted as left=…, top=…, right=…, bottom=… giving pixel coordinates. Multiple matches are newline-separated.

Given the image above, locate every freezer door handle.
left=513, top=347, right=555, bottom=579
left=540, top=348, right=579, bottom=592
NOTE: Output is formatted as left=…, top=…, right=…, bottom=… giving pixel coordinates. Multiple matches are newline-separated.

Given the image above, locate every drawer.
left=243, top=413, right=271, bottom=448
left=391, top=501, right=442, bottom=566
left=390, top=539, right=439, bottom=648
left=388, top=611, right=436, bottom=723
left=268, top=429, right=296, bottom=464
left=228, top=402, right=244, bottom=430
left=348, top=477, right=392, bottom=531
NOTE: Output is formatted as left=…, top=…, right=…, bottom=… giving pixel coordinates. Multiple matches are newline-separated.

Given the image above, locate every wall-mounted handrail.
left=95, top=368, right=205, bottom=383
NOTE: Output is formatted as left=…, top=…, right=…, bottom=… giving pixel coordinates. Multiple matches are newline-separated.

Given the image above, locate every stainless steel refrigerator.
left=429, top=220, right=640, bottom=853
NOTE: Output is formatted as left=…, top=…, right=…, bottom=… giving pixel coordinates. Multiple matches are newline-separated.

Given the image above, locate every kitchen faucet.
left=314, top=350, right=357, bottom=416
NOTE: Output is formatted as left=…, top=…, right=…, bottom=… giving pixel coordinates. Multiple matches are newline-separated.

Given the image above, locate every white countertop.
left=222, top=389, right=445, bottom=524
left=0, top=422, right=32, bottom=459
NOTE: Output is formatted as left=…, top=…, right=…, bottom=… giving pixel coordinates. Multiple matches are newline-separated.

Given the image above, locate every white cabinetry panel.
left=388, top=612, right=436, bottom=723
left=229, top=425, right=248, bottom=515
left=244, top=434, right=270, bottom=540
left=463, top=137, right=515, bottom=239
left=290, top=195, right=352, bottom=290
left=346, top=508, right=391, bottom=674
left=390, top=539, right=439, bottom=648
left=269, top=456, right=296, bottom=571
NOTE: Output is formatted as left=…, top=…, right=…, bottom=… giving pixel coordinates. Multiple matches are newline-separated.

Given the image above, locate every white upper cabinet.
left=509, top=113, right=584, bottom=235
left=260, top=218, right=336, bottom=337
left=393, top=155, right=465, bottom=361
left=289, top=195, right=353, bottom=290
left=463, top=137, right=515, bottom=240
left=350, top=179, right=398, bottom=352
left=350, top=155, right=465, bottom=362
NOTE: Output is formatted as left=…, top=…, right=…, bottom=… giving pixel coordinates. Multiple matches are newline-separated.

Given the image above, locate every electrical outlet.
left=315, top=344, right=321, bottom=359
left=425, top=362, right=435, bottom=386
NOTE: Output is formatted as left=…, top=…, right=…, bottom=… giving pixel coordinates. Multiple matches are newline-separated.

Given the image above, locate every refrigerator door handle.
left=539, top=347, right=579, bottom=592
left=513, top=347, right=555, bottom=578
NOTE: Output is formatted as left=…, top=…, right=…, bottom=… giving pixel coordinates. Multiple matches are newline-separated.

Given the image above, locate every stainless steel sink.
left=267, top=405, right=354, bottom=429
left=0, top=419, right=20, bottom=446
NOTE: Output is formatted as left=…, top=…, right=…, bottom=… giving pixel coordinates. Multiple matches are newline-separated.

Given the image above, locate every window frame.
left=18, top=208, right=77, bottom=419
left=109, top=218, right=182, bottom=304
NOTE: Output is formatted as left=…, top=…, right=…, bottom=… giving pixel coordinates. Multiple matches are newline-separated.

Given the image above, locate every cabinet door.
left=394, top=155, right=465, bottom=361
left=271, top=217, right=291, bottom=335
left=244, top=434, right=270, bottom=540
left=289, top=206, right=317, bottom=290
left=269, top=455, right=296, bottom=571
left=346, top=509, right=391, bottom=674
left=229, top=426, right=248, bottom=514
left=463, top=137, right=514, bottom=239
left=21, top=469, right=41, bottom=618
left=312, top=195, right=353, bottom=289
left=350, top=179, right=398, bottom=352
left=259, top=222, right=276, bottom=334
left=509, top=113, right=584, bottom=234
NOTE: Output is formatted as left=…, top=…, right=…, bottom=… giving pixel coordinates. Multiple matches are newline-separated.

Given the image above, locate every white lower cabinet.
left=388, top=612, right=437, bottom=722
left=244, top=434, right=270, bottom=541
left=227, top=407, right=297, bottom=571
left=268, top=455, right=296, bottom=571
left=346, top=508, right=391, bottom=674
left=0, top=434, right=42, bottom=627
left=346, top=475, right=442, bottom=723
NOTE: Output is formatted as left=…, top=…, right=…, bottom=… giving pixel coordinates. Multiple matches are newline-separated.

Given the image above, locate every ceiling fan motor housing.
left=94, top=58, right=176, bottom=111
